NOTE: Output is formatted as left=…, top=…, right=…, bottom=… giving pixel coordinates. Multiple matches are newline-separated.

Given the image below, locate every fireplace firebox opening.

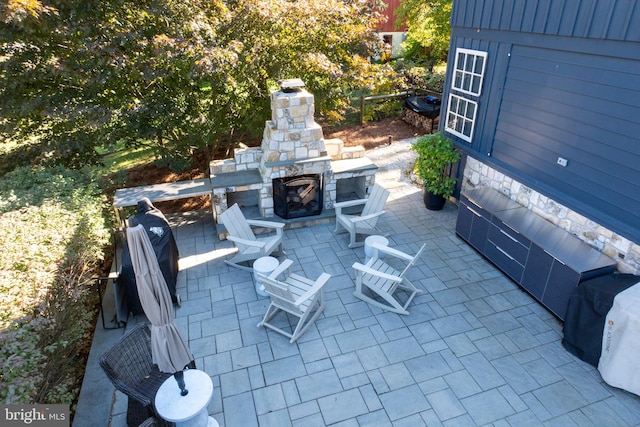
left=273, top=174, right=323, bottom=219
left=336, top=176, right=366, bottom=203
left=227, top=189, right=261, bottom=219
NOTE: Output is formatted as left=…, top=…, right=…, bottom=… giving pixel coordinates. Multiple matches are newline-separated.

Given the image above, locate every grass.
left=100, top=145, right=156, bottom=176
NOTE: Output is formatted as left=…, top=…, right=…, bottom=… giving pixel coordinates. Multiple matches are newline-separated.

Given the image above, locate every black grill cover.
left=119, top=198, right=179, bottom=315
left=404, top=95, right=441, bottom=119
left=562, top=273, right=640, bottom=367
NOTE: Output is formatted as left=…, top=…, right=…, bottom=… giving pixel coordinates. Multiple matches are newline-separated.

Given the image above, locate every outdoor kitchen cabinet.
left=456, top=187, right=616, bottom=320
left=455, top=189, right=521, bottom=254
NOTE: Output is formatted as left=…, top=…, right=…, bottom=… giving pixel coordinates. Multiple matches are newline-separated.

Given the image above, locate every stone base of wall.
left=462, top=155, right=640, bottom=274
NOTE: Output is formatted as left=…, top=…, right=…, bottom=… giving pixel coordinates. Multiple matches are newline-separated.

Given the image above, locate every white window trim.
left=446, top=47, right=487, bottom=143
left=451, top=48, right=487, bottom=97
left=445, top=93, right=478, bottom=142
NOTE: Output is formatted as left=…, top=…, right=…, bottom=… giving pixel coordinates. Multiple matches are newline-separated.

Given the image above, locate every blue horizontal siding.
left=447, top=1, right=640, bottom=242
left=489, top=42, right=640, bottom=234
left=497, top=99, right=639, bottom=170
left=451, top=0, right=640, bottom=41
left=493, top=114, right=637, bottom=196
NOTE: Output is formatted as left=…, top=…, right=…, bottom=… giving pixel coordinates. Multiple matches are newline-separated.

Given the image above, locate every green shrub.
left=395, top=62, right=446, bottom=93
left=411, top=132, right=460, bottom=198
left=0, top=165, right=110, bottom=407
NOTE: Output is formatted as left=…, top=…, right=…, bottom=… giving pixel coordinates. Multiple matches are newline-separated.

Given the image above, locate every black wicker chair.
left=100, top=323, right=189, bottom=427
left=138, top=417, right=159, bottom=427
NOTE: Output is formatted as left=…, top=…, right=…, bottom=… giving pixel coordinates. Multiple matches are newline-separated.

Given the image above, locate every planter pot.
left=423, top=190, right=447, bottom=211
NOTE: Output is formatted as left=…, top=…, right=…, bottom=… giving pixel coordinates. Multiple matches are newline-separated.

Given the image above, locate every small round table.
left=364, top=235, right=389, bottom=263
left=253, top=256, right=279, bottom=297
left=155, top=369, right=218, bottom=427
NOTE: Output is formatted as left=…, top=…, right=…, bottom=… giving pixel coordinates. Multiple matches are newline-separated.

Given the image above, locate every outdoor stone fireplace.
left=210, top=79, right=378, bottom=236
left=273, top=174, right=323, bottom=219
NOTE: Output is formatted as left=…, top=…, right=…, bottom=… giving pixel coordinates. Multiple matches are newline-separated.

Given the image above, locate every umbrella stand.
left=174, top=370, right=189, bottom=396
left=155, top=369, right=218, bottom=426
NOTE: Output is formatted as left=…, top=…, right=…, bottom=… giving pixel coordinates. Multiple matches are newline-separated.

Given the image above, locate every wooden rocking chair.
left=334, top=184, right=390, bottom=248
left=352, top=243, right=426, bottom=315
left=257, top=259, right=331, bottom=343
left=219, top=203, right=285, bottom=271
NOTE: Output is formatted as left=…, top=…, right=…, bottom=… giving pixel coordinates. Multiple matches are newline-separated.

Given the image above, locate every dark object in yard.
left=424, top=95, right=441, bottom=104
left=119, top=198, right=180, bottom=314
left=99, top=323, right=172, bottom=427
left=278, top=78, right=305, bottom=92
left=404, top=95, right=441, bottom=120
left=100, top=323, right=195, bottom=427
left=562, top=272, right=640, bottom=367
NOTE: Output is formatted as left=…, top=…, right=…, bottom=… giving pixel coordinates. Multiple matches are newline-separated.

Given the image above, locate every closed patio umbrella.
left=126, top=223, right=194, bottom=394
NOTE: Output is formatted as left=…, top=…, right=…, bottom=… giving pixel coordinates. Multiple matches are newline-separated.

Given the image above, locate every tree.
left=0, top=0, right=388, bottom=170
left=394, top=0, right=452, bottom=67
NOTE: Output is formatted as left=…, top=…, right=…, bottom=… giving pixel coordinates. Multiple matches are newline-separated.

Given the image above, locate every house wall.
left=377, top=0, right=407, bottom=33
left=374, top=0, right=407, bottom=60
left=450, top=0, right=640, bottom=40
left=444, top=0, right=640, bottom=249
left=377, top=32, right=406, bottom=59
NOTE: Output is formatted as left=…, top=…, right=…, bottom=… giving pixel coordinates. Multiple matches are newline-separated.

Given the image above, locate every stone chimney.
left=259, top=82, right=330, bottom=179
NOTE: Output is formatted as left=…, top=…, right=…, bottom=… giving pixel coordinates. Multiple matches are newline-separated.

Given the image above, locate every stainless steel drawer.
left=484, top=240, right=524, bottom=282
left=487, top=224, right=529, bottom=264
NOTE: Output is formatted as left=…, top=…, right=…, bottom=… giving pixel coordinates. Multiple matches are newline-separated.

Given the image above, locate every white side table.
left=364, top=235, right=389, bottom=263
left=155, top=369, right=218, bottom=427
left=253, top=256, right=279, bottom=297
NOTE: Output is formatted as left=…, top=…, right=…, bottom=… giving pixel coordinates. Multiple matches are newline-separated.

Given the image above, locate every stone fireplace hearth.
left=210, top=79, right=378, bottom=237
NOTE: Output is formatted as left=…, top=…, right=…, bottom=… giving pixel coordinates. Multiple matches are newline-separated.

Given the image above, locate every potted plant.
left=411, top=132, right=460, bottom=210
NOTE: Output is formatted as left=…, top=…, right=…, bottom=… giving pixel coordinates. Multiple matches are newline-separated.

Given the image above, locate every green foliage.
left=0, top=136, right=45, bottom=177
left=1, top=0, right=389, bottom=172
left=395, top=0, right=452, bottom=66
left=395, top=62, right=446, bottom=92
left=362, top=98, right=404, bottom=123
left=0, top=320, right=46, bottom=404
left=411, top=132, right=460, bottom=198
left=0, top=165, right=110, bottom=405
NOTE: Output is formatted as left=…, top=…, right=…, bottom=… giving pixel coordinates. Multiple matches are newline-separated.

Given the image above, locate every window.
left=446, top=94, right=478, bottom=141
left=445, top=48, right=487, bottom=142
left=452, top=48, right=487, bottom=96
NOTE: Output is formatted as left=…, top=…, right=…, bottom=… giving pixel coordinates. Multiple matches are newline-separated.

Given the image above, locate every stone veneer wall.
left=261, top=89, right=324, bottom=163
left=210, top=136, right=376, bottom=220
left=210, top=146, right=263, bottom=215
left=210, top=85, right=379, bottom=223
left=212, top=146, right=261, bottom=174
left=207, top=139, right=368, bottom=176
left=462, top=155, right=640, bottom=274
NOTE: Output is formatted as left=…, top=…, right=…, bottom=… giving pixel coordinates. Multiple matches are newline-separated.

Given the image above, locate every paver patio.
left=74, top=141, right=640, bottom=427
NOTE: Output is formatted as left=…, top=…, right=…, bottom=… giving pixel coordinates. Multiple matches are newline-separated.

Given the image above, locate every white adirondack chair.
left=219, top=203, right=285, bottom=271
left=334, top=184, right=390, bottom=248
left=352, top=242, right=426, bottom=315
left=257, top=259, right=331, bottom=343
